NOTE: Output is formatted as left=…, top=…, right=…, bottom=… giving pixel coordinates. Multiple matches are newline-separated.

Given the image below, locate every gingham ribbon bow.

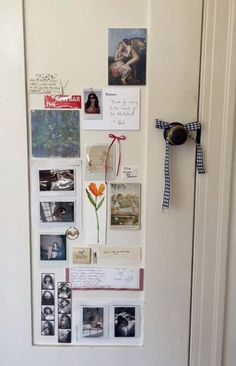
left=155, top=119, right=205, bottom=209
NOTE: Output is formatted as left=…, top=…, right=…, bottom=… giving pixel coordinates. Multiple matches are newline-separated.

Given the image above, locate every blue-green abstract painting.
left=31, top=110, right=80, bottom=158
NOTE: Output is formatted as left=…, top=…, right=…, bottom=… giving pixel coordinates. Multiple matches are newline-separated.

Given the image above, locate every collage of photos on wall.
left=29, top=27, right=146, bottom=346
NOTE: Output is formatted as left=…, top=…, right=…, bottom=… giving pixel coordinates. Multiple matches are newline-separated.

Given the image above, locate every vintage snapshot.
left=58, top=329, right=71, bottom=343
left=82, top=307, right=104, bottom=338
left=57, top=282, right=71, bottom=299
left=110, top=183, right=141, bottom=228
left=41, top=306, right=55, bottom=321
left=72, top=247, right=91, bottom=265
left=40, top=234, right=67, bottom=261
left=40, top=201, right=74, bottom=223
left=86, top=144, right=115, bottom=180
left=41, top=290, right=55, bottom=306
left=58, top=314, right=71, bottom=329
left=41, top=273, right=55, bottom=290
left=31, top=109, right=80, bottom=158
left=39, top=169, right=74, bottom=191
left=83, top=89, right=102, bottom=120
left=58, top=298, right=71, bottom=314
left=108, top=28, right=147, bottom=86
left=114, top=307, right=135, bottom=337
left=41, top=320, right=55, bottom=336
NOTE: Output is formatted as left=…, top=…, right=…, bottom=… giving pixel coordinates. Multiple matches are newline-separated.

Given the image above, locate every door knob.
left=163, top=122, right=188, bottom=145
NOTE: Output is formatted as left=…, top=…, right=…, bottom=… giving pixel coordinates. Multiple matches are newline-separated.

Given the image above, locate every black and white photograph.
left=41, top=306, right=55, bottom=321
left=58, top=298, right=71, bottom=314
left=82, top=307, right=104, bottom=338
left=58, top=329, right=71, bottom=343
left=114, top=307, right=135, bottom=337
left=41, top=290, right=55, bottom=306
left=41, top=321, right=54, bottom=336
left=57, top=282, right=71, bottom=299
left=40, top=234, right=67, bottom=261
left=41, top=273, right=55, bottom=290
left=39, top=169, right=74, bottom=191
left=40, top=201, right=74, bottom=223
left=58, top=314, right=71, bottom=329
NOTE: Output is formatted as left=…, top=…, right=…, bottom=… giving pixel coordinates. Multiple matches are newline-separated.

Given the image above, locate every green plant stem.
left=95, top=196, right=99, bottom=244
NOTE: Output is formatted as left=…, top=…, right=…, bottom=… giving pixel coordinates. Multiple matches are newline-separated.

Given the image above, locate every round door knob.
left=164, top=122, right=188, bottom=145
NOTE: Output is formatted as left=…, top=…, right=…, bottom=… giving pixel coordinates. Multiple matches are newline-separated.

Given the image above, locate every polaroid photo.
left=110, top=183, right=141, bottom=229
left=83, top=89, right=102, bottom=120
left=39, top=201, right=75, bottom=224
left=41, top=320, right=55, bottom=336
left=40, top=234, right=67, bottom=261
left=108, top=28, right=147, bottom=86
left=58, top=329, right=71, bottom=343
left=110, top=303, right=142, bottom=344
left=41, top=306, right=55, bottom=321
left=41, top=273, right=55, bottom=290
left=85, top=144, right=116, bottom=180
left=58, top=314, right=71, bottom=329
left=31, top=109, right=80, bottom=158
left=57, top=282, right=71, bottom=299
left=41, top=290, right=55, bottom=306
left=58, top=298, right=72, bottom=314
left=39, top=169, right=75, bottom=192
left=72, top=247, right=91, bottom=265
left=82, top=307, right=104, bottom=338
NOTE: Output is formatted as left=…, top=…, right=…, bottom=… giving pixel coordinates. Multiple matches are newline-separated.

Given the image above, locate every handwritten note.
left=103, top=88, right=140, bottom=130
left=83, top=88, right=140, bottom=130
left=28, top=73, right=61, bottom=94
left=122, top=165, right=140, bottom=179
left=98, top=247, right=141, bottom=260
left=67, top=267, right=143, bottom=290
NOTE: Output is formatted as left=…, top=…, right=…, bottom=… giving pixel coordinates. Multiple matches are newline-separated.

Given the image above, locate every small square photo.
left=41, top=273, right=55, bottom=290
left=41, top=306, right=55, bottom=321
left=82, top=307, right=104, bottom=338
left=41, top=320, right=54, bottom=336
left=40, top=234, right=67, bottom=261
left=114, top=307, right=135, bottom=337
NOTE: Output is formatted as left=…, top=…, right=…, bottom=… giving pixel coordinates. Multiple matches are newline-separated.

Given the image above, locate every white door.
left=2, top=0, right=231, bottom=365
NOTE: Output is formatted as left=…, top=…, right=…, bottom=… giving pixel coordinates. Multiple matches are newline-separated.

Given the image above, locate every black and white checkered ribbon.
left=155, top=119, right=205, bottom=209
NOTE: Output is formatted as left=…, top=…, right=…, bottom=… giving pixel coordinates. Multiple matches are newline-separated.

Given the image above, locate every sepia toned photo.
left=110, top=183, right=141, bottom=228
left=86, top=144, right=115, bottom=180
left=40, top=234, right=67, bottom=261
left=82, top=307, right=104, bottom=338
left=108, top=28, right=147, bottom=86
left=39, top=169, right=74, bottom=191
left=114, top=307, right=135, bottom=337
left=40, top=201, right=74, bottom=223
left=31, top=109, right=80, bottom=158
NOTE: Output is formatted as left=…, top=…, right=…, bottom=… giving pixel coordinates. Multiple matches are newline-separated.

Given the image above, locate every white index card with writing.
left=83, top=88, right=140, bottom=130
left=103, top=88, right=140, bottom=130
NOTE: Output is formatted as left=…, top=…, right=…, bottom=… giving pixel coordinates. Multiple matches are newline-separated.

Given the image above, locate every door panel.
left=1, top=1, right=203, bottom=365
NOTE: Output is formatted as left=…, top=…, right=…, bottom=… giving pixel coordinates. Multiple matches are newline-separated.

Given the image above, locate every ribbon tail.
left=196, top=143, right=205, bottom=174
left=163, top=140, right=170, bottom=209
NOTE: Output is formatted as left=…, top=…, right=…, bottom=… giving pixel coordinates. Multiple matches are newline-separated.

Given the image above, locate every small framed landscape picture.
left=110, top=183, right=141, bottom=229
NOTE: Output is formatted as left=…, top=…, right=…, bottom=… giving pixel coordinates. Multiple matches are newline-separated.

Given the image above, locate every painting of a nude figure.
left=108, top=28, right=147, bottom=86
